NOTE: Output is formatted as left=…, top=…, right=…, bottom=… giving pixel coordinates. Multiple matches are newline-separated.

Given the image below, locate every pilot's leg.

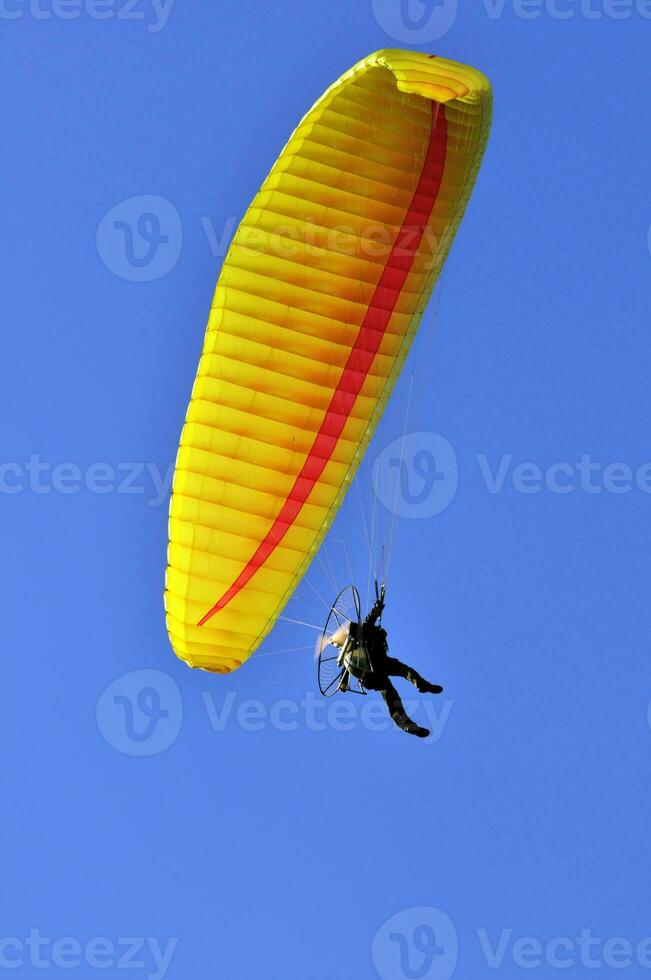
left=380, top=679, right=429, bottom=738
left=385, top=657, right=443, bottom=695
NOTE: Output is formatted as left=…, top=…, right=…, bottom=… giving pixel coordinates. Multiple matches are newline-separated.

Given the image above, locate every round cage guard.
left=316, top=585, right=379, bottom=697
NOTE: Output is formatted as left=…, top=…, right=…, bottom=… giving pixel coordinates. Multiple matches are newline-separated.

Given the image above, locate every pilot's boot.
left=404, top=721, right=431, bottom=738
left=418, top=680, right=444, bottom=695
left=404, top=667, right=443, bottom=695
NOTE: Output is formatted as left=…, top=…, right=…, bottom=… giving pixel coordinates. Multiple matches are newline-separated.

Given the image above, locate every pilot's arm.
left=364, top=595, right=385, bottom=628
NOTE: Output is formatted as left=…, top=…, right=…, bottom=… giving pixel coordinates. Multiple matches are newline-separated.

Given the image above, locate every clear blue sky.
left=3, top=2, right=651, bottom=978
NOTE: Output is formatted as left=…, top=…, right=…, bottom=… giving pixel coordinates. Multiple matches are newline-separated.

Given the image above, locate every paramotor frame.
left=316, top=585, right=366, bottom=697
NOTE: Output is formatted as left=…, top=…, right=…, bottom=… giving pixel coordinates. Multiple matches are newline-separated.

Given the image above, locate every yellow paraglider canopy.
left=165, top=49, right=492, bottom=673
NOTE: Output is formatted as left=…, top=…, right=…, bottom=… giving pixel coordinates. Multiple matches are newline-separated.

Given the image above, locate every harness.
left=338, top=621, right=385, bottom=684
